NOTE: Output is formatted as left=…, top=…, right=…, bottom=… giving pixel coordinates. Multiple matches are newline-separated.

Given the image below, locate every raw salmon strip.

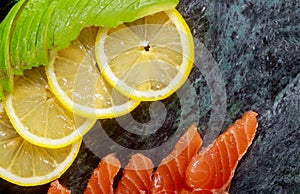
left=47, top=180, right=71, bottom=194
left=152, top=124, right=203, bottom=193
left=84, top=154, right=121, bottom=194
left=185, top=111, right=258, bottom=193
left=115, top=153, right=154, bottom=194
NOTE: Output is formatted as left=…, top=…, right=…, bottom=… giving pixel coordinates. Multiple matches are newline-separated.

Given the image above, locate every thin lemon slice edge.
left=95, top=9, right=194, bottom=101
left=46, top=27, right=140, bottom=119
left=4, top=67, right=96, bottom=148
left=0, top=103, right=81, bottom=186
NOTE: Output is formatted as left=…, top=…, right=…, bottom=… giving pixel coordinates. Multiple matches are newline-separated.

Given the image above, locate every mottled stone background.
left=178, top=0, right=300, bottom=193
left=0, top=0, right=299, bottom=193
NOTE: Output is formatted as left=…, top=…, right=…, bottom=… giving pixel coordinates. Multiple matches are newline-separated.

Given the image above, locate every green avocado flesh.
left=0, top=0, right=178, bottom=99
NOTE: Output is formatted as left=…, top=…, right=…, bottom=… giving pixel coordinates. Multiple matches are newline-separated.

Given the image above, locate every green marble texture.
left=178, top=0, right=300, bottom=193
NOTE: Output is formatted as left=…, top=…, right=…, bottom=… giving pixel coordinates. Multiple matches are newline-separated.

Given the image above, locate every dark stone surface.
left=0, top=0, right=299, bottom=193
left=0, top=0, right=18, bottom=22
left=230, top=74, right=300, bottom=193
left=177, top=0, right=300, bottom=193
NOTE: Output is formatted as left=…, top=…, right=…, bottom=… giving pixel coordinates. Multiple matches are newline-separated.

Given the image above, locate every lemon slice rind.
left=95, top=9, right=194, bottom=101
left=0, top=140, right=81, bottom=187
left=0, top=104, right=82, bottom=186
left=5, top=94, right=95, bottom=148
left=46, top=49, right=140, bottom=119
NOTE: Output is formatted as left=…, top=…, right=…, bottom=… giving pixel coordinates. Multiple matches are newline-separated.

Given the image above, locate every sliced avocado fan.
left=0, top=0, right=179, bottom=99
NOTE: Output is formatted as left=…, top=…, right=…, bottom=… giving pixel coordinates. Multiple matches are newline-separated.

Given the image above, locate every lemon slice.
left=95, top=9, right=194, bottom=101
left=0, top=103, right=81, bottom=186
left=4, top=66, right=96, bottom=148
left=46, top=27, right=140, bottom=119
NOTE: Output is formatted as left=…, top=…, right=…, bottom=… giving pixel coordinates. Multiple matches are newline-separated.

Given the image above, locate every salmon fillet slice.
left=185, top=111, right=258, bottom=193
left=152, top=124, right=203, bottom=193
left=115, top=153, right=154, bottom=193
left=84, top=153, right=121, bottom=194
left=47, top=180, right=71, bottom=194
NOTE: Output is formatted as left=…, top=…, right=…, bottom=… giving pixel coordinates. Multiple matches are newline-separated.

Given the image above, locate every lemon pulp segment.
left=46, top=27, right=140, bottom=119
left=0, top=105, right=81, bottom=186
left=5, top=66, right=96, bottom=148
left=95, top=9, right=194, bottom=101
